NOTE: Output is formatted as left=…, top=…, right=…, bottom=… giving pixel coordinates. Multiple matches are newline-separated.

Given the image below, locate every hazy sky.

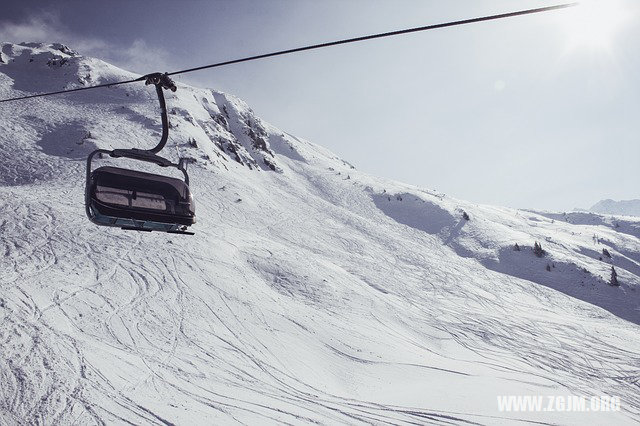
left=1, top=0, right=639, bottom=211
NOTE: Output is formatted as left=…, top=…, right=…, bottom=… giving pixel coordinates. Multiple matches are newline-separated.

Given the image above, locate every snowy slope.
left=590, top=199, right=640, bottom=217
left=1, top=43, right=639, bottom=425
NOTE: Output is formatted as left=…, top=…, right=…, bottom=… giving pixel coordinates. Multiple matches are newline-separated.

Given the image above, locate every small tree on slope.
left=610, top=266, right=620, bottom=286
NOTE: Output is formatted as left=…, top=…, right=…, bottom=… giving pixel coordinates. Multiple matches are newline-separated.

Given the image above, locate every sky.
left=1, top=0, right=639, bottom=211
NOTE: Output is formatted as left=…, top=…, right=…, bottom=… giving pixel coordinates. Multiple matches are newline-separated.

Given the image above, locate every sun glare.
left=562, top=1, right=630, bottom=51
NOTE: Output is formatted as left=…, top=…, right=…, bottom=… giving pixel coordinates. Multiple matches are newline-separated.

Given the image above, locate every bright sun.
left=562, top=0, right=630, bottom=51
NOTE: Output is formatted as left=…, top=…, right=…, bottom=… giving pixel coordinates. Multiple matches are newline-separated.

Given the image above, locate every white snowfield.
left=1, top=43, right=639, bottom=425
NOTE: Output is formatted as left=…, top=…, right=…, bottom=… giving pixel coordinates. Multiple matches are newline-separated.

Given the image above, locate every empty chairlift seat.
left=87, top=166, right=195, bottom=232
left=84, top=73, right=196, bottom=234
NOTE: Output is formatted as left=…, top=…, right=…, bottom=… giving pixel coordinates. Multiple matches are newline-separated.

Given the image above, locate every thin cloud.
left=0, top=11, right=172, bottom=74
left=115, top=39, right=172, bottom=74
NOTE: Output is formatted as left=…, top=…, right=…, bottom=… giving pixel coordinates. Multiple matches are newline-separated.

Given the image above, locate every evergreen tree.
left=610, top=266, right=619, bottom=286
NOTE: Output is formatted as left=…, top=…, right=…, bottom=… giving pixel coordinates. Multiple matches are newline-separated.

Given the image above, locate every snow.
left=1, top=42, right=639, bottom=425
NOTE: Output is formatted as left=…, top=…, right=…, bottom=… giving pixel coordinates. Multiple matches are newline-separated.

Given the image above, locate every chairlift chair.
left=85, top=73, right=196, bottom=235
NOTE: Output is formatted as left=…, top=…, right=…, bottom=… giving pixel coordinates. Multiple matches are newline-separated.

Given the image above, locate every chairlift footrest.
left=121, top=226, right=153, bottom=232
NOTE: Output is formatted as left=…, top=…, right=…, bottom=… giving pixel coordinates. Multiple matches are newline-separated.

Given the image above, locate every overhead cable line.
left=0, top=77, right=145, bottom=103
left=0, top=2, right=578, bottom=104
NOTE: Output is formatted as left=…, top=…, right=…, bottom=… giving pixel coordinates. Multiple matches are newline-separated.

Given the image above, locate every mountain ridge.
left=589, top=199, right=640, bottom=217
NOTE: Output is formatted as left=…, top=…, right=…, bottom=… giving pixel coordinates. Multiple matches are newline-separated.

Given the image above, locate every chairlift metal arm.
left=143, top=73, right=177, bottom=154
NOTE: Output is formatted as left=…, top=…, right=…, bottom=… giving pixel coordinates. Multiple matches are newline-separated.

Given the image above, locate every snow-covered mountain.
left=1, top=43, right=639, bottom=425
left=590, top=199, right=640, bottom=217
